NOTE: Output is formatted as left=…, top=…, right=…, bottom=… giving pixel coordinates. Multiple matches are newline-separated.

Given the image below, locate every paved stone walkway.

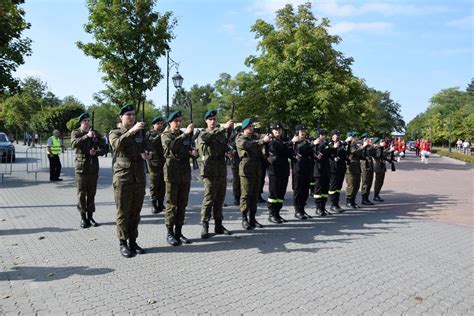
left=0, top=146, right=472, bottom=314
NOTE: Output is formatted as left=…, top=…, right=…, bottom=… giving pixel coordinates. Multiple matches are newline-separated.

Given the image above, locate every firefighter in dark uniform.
left=254, top=127, right=268, bottom=203
left=373, top=138, right=395, bottom=202
left=109, top=105, right=152, bottom=258
left=236, top=118, right=272, bottom=230
left=196, top=110, right=233, bottom=239
left=71, top=112, right=107, bottom=228
left=360, top=133, right=375, bottom=205
left=229, top=126, right=242, bottom=205
left=292, top=124, right=313, bottom=220
left=345, top=131, right=369, bottom=209
left=266, top=123, right=298, bottom=223
left=327, top=129, right=347, bottom=213
left=146, top=116, right=166, bottom=214
left=312, top=129, right=331, bottom=216
left=161, top=111, right=195, bottom=246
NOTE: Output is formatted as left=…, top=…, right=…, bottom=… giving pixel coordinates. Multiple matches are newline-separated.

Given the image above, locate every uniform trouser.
left=309, top=176, right=316, bottom=194
left=345, top=172, right=361, bottom=200
left=240, top=176, right=260, bottom=217
left=165, top=176, right=191, bottom=226
left=232, top=166, right=241, bottom=198
left=267, top=174, right=289, bottom=212
left=76, top=173, right=98, bottom=214
left=201, top=175, right=227, bottom=222
left=149, top=170, right=165, bottom=202
left=48, top=155, right=61, bottom=180
left=113, top=181, right=145, bottom=241
left=313, top=173, right=329, bottom=203
left=361, top=168, right=374, bottom=196
left=259, top=162, right=266, bottom=195
left=329, top=171, right=345, bottom=205
left=293, top=172, right=311, bottom=212
left=373, top=172, right=385, bottom=197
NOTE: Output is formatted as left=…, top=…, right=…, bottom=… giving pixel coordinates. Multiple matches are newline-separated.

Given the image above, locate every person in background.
left=47, top=129, right=65, bottom=181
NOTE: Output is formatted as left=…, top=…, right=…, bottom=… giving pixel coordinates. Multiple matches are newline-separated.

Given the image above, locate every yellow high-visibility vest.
left=50, top=137, right=62, bottom=155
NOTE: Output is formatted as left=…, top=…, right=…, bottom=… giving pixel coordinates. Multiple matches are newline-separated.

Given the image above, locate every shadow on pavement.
left=145, top=190, right=457, bottom=255
left=0, top=266, right=114, bottom=282
left=0, top=227, right=76, bottom=236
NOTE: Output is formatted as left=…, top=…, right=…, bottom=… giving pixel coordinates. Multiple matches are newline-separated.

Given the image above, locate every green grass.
left=432, top=147, right=474, bottom=164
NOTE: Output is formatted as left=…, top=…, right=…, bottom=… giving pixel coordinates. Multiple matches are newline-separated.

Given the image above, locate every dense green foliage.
left=77, top=0, right=175, bottom=110
left=0, top=0, right=32, bottom=94
left=406, top=83, right=474, bottom=144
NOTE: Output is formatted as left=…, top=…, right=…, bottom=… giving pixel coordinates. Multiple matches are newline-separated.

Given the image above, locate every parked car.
left=0, top=132, right=16, bottom=163
left=407, top=140, right=416, bottom=151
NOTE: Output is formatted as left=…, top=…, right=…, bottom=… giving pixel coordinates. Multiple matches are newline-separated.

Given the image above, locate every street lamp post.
left=166, top=50, right=180, bottom=117
left=448, top=111, right=453, bottom=154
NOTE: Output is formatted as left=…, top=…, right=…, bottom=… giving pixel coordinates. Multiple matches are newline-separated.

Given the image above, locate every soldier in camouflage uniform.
left=71, top=112, right=107, bottom=229
left=196, top=110, right=233, bottom=239
left=360, top=133, right=375, bottom=206
left=146, top=116, right=166, bottom=214
left=345, top=131, right=369, bottom=209
left=237, top=118, right=272, bottom=230
left=161, top=111, right=195, bottom=246
left=109, top=105, right=152, bottom=258
left=229, top=126, right=242, bottom=205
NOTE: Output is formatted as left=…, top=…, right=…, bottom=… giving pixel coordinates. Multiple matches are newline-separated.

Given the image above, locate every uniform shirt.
left=146, top=130, right=165, bottom=172
left=196, top=126, right=228, bottom=178
left=161, top=127, right=192, bottom=182
left=236, top=134, right=265, bottom=179
left=109, top=127, right=146, bottom=184
left=267, top=137, right=293, bottom=177
left=71, top=128, right=106, bottom=174
left=292, top=139, right=313, bottom=174
left=346, top=141, right=365, bottom=174
left=373, top=146, right=388, bottom=173
left=313, top=140, right=331, bottom=177
left=328, top=140, right=347, bottom=173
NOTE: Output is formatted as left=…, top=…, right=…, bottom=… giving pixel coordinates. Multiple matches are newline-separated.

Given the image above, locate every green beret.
left=204, top=110, right=217, bottom=119
left=78, top=113, right=90, bottom=123
left=361, top=132, right=368, bottom=138
left=241, top=118, right=253, bottom=130
left=167, top=111, right=182, bottom=123
left=372, top=137, right=380, bottom=144
left=119, top=105, right=135, bottom=115
left=352, top=131, right=359, bottom=137
left=346, top=131, right=353, bottom=137
left=151, top=116, right=164, bottom=125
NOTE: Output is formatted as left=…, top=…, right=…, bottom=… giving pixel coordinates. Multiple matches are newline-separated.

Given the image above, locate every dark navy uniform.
left=312, top=131, right=331, bottom=216
left=292, top=125, right=313, bottom=220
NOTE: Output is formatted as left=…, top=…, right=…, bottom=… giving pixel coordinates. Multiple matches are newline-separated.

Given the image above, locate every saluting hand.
left=89, top=148, right=97, bottom=156
left=141, top=151, right=152, bottom=160
left=345, top=136, right=352, bottom=142
left=223, top=120, right=234, bottom=129
left=291, top=136, right=300, bottom=144
left=263, top=134, right=272, bottom=143
left=87, top=130, right=95, bottom=138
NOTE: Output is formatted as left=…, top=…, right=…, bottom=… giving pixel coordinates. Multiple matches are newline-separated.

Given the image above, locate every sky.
left=15, top=0, right=473, bottom=123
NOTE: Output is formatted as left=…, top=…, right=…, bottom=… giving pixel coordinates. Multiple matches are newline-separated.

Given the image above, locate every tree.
left=240, top=2, right=367, bottom=131
left=77, top=0, right=176, bottom=110
left=171, top=84, right=215, bottom=127
left=0, top=0, right=32, bottom=95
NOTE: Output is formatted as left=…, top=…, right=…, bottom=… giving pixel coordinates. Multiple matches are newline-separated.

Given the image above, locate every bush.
left=433, top=147, right=474, bottom=164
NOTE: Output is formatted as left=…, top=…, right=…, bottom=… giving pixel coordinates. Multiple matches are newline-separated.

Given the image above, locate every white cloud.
left=250, top=0, right=310, bottom=17
left=446, top=15, right=473, bottom=29
left=330, top=21, right=393, bottom=34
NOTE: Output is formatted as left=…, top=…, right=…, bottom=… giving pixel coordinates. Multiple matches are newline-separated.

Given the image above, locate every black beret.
left=318, top=129, right=327, bottom=135
left=331, top=129, right=340, bottom=135
left=295, top=124, right=306, bottom=132
left=270, top=122, right=283, bottom=130
left=151, top=116, right=164, bottom=124
left=119, top=105, right=135, bottom=115
left=254, top=127, right=262, bottom=134
left=167, top=111, right=182, bottom=123
left=204, top=110, right=217, bottom=119
left=78, top=113, right=90, bottom=123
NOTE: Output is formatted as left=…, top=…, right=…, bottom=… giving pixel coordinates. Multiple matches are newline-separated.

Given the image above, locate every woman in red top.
left=420, top=139, right=431, bottom=164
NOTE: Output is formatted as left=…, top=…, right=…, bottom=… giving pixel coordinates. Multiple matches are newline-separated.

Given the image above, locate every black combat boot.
left=201, top=222, right=210, bottom=239
left=80, top=213, right=91, bottom=229
left=276, top=209, right=287, bottom=223
left=166, top=225, right=180, bottom=246
left=175, top=225, right=192, bottom=244
left=158, top=201, right=165, bottom=213
left=241, top=213, right=252, bottom=230
left=351, top=198, right=360, bottom=208
left=361, top=194, right=374, bottom=205
left=129, top=239, right=145, bottom=254
left=373, top=195, right=384, bottom=202
left=87, top=211, right=99, bottom=227
left=119, top=240, right=134, bottom=258
left=268, top=209, right=282, bottom=224
left=315, top=201, right=327, bottom=216
left=294, top=209, right=307, bottom=220
left=234, top=196, right=240, bottom=206
left=249, top=213, right=264, bottom=228
left=322, top=199, right=331, bottom=215
left=151, top=200, right=160, bottom=214
left=215, top=219, right=232, bottom=235
left=258, top=195, right=266, bottom=203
